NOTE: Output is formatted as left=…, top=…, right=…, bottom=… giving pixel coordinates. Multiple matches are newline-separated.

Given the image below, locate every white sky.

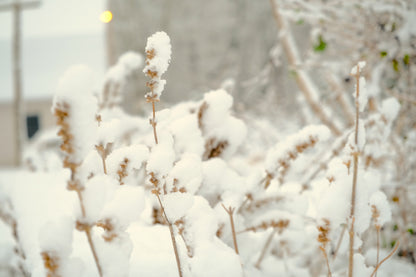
left=0, top=0, right=107, bottom=101
left=0, top=0, right=106, bottom=39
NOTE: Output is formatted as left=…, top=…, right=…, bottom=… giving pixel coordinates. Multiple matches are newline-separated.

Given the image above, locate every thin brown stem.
left=348, top=65, right=361, bottom=277
left=221, top=204, right=239, bottom=254
left=76, top=190, right=103, bottom=277
left=85, top=228, right=103, bottom=277
left=155, top=193, right=183, bottom=277
left=332, top=224, right=346, bottom=261
left=95, top=143, right=112, bottom=175
left=320, top=246, right=332, bottom=277
left=148, top=96, right=182, bottom=277
left=375, top=226, right=380, bottom=277
left=102, top=158, right=107, bottom=175
left=151, top=101, right=158, bottom=144
left=370, top=241, right=400, bottom=277
left=255, top=229, right=277, bottom=269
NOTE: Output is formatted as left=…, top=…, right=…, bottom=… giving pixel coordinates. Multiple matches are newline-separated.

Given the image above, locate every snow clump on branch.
left=143, top=31, right=172, bottom=101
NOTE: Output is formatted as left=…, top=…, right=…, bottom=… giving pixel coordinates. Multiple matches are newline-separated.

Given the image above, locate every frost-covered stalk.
left=143, top=32, right=183, bottom=277
left=144, top=31, right=171, bottom=145
left=54, top=104, right=103, bottom=277
left=0, top=199, right=28, bottom=277
left=348, top=61, right=365, bottom=277
left=52, top=66, right=103, bottom=277
left=371, top=205, right=381, bottom=277
left=317, top=219, right=332, bottom=277
left=268, top=0, right=342, bottom=136
left=369, top=191, right=394, bottom=277
left=264, top=125, right=330, bottom=188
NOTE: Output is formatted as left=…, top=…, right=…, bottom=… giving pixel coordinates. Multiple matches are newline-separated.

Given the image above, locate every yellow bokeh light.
left=100, top=11, right=113, bottom=23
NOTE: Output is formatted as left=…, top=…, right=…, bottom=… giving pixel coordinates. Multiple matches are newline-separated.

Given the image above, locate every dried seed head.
left=96, top=218, right=118, bottom=242
left=203, top=138, right=229, bottom=160
left=117, top=158, right=129, bottom=185
left=75, top=220, right=90, bottom=232
left=317, top=218, right=331, bottom=248
left=41, top=251, right=60, bottom=277
left=245, top=219, right=290, bottom=234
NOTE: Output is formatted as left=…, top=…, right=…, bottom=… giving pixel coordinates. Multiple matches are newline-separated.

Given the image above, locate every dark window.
left=26, top=115, right=40, bottom=139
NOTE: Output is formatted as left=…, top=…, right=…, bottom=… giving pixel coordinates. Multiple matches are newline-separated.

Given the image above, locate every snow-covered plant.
left=0, top=197, right=28, bottom=277
left=2, top=22, right=415, bottom=277
left=98, top=51, right=143, bottom=111
left=51, top=65, right=103, bottom=276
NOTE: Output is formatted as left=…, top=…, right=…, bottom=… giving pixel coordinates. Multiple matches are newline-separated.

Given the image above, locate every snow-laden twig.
left=143, top=31, right=184, bottom=277
left=269, top=0, right=342, bottom=136
left=348, top=61, right=366, bottom=277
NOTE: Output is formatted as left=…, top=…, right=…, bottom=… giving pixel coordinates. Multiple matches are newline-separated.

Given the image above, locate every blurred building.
left=0, top=98, right=53, bottom=166
left=106, top=0, right=293, bottom=114
left=0, top=33, right=104, bottom=166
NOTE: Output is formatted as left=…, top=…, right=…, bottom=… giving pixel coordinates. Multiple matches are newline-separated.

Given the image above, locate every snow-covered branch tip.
left=143, top=31, right=172, bottom=145
left=144, top=31, right=172, bottom=102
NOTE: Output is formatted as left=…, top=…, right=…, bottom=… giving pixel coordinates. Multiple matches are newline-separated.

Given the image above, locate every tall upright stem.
left=375, top=226, right=380, bottom=277
left=76, top=184, right=103, bottom=277
left=348, top=66, right=361, bottom=277
left=149, top=99, right=182, bottom=277
left=155, top=194, right=183, bottom=277
left=152, top=101, right=158, bottom=144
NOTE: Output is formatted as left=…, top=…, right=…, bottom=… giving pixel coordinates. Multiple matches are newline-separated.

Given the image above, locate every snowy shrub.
left=1, top=12, right=415, bottom=277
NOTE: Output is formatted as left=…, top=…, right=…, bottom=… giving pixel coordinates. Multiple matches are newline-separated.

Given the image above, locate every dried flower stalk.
left=370, top=241, right=400, bottom=277
left=317, top=219, right=332, bottom=277
left=371, top=205, right=381, bottom=277
left=0, top=200, right=29, bottom=277
left=348, top=63, right=362, bottom=277
left=144, top=32, right=182, bottom=277
left=221, top=204, right=239, bottom=254
left=53, top=103, right=103, bottom=277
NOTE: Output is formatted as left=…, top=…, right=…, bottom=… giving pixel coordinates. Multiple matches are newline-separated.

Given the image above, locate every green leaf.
left=380, top=51, right=388, bottom=58
left=392, top=59, right=399, bottom=72
left=408, top=228, right=414, bottom=235
left=313, top=35, right=327, bottom=53
left=403, top=54, right=410, bottom=66
left=296, top=19, right=304, bottom=25
left=289, top=69, right=298, bottom=77
left=393, top=224, right=398, bottom=231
